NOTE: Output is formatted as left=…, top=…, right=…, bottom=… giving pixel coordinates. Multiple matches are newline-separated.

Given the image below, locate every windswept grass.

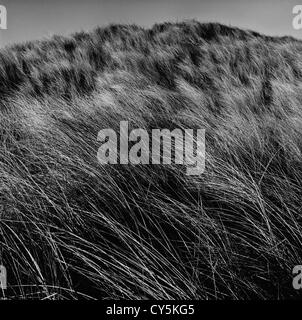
left=0, top=20, right=302, bottom=299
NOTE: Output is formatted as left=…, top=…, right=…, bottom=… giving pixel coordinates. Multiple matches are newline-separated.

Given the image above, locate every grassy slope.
left=0, top=21, right=302, bottom=299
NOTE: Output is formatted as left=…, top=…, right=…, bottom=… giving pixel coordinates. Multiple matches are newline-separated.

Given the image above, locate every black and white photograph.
left=0, top=0, right=302, bottom=309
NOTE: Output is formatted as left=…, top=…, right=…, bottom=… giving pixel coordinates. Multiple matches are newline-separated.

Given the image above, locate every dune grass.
left=0, top=20, right=302, bottom=299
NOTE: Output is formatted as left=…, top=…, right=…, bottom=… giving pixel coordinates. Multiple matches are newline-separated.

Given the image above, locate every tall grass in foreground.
left=0, top=21, right=302, bottom=299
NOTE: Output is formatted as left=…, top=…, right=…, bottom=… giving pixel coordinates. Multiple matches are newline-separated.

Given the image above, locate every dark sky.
left=0, top=0, right=301, bottom=47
